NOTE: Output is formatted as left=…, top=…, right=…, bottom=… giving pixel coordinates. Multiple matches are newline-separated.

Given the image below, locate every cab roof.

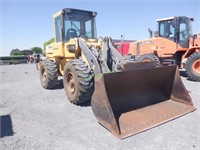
left=53, top=8, right=97, bottom=18
left=156, top=16, right=193, bottom=22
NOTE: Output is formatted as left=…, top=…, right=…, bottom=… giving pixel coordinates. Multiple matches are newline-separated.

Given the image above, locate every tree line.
left=10, top=38, right=55, bottom=56
left=10, top=47, right=43, bottom=56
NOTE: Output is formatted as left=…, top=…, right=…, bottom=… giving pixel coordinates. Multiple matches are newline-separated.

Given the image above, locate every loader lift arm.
left=79, top=36, right=156, bottom=75
left=78, top=37, right=128, bottom=74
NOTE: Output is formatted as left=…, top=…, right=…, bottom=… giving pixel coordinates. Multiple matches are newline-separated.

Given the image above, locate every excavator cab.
left=157, top=16, right=193, bottom=47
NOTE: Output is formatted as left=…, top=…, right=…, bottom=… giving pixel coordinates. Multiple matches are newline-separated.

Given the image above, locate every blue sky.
left=0, top=0, right=199, bottom=56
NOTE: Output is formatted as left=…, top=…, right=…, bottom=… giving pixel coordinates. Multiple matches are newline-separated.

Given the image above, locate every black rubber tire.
left=123, top=54, right=136, bottom=62
left=185, top=52, right=200, bottom=81
left=63, top=59, right=94, bottom=105
left=39, top=59, right=58, bottom=89
left=138, top=53, right=161, bottom=66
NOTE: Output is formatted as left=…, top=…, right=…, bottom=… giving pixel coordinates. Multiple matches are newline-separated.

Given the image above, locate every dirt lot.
left=0, top=64, right=200, bottom=150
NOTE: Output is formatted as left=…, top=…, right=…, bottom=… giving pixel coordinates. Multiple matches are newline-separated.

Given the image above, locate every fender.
left=182, top=46, right=200, bottom=59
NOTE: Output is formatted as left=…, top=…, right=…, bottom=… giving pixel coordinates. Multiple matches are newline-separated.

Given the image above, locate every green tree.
left=31, top=47, right=42, bottom=54
left=10, top=49, right=22, bottom=56
left=21, top=50, right=33, bottom=55
left=43, top=38, right=55, bottom=49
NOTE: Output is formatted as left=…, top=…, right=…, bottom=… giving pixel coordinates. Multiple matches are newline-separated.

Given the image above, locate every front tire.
left=63, top=59, right=94, bottom=105
left=185, top=52, right=200, bottom=81
left=138, top=53, right=161, bottom=66
left=39, top=59, right=58, bottom=89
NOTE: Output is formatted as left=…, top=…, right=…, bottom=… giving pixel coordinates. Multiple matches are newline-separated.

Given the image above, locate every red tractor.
left=114, top=42, right=131, bottom=56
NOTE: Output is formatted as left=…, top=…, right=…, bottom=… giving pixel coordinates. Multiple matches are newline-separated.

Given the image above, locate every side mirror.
left=148, top=28, right=153, bottom=38
left=154, top=31, right=158, bottom=37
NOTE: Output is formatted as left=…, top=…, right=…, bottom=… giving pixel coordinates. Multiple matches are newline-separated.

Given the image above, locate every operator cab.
left=53, top=8, right=97, bottom=42
left=156, top=16, right=193, bottom=47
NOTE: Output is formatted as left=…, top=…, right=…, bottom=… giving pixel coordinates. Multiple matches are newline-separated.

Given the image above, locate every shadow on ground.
left=179, top=70, right=199, bottom=82
left=0, top=114, right=14, bottom=138
left=179, top=70, right=188, bottom=78
left=80, top=100, right=91, bottom=107
left=55, top=79, right=64, bottom=89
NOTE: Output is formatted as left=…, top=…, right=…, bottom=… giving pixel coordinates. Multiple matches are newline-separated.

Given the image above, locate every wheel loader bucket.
left=91, top=66, right=196, bottom=138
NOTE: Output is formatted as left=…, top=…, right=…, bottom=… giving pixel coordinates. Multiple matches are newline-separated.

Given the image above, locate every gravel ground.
left=0, top=64, right=200, bottom=150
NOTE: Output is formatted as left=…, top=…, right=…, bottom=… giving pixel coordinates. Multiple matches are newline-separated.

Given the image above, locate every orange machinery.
left=129, top=16, right=200, bottom=81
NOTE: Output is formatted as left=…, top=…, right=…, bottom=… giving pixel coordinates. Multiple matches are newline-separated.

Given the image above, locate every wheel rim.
left=42, top=69, right=47, bottom=82
left=66, top=72, right=75, bottom=94
left=192, top=59, right=200, bottom=75
left=143, top=59, right=151, bottom=62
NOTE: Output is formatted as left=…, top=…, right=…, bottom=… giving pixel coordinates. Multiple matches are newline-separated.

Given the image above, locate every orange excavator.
left=129, top=16, right=200, bottom=81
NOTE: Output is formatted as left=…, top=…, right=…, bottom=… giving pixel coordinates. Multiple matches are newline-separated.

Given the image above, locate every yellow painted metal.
left=64, top=38, right=79, bottom=58
left=46, top=42, right=64, bottom=57
left=52, top=10, right=63, bottom=19
left=81, top=51, right=90, bottom=69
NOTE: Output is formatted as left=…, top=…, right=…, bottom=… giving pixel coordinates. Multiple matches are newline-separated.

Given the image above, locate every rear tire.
left=39, top=59, right=58, bottom=89
left=138, top=53, right=161, bottom=66
left=185, top=52, right=200, bottom=81
left=63, top=59, right=94, bottom=105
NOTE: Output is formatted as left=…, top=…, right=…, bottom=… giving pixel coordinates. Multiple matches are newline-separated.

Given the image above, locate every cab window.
left=55, top=16, right=62, bottom=42
left=159, top=22, right=165, bottom=37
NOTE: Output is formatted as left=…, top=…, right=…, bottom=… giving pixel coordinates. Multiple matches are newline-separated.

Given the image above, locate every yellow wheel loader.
left=36, top=8, right=196, bottom=138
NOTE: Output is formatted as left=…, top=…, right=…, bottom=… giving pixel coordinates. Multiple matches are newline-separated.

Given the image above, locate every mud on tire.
left=39, top=59, right=58, bottom=89
left=138, top=53, right=161, bottom=66
left=185, top=52, right=200, bottom=81
left=63, top=59, right=94, bottom=105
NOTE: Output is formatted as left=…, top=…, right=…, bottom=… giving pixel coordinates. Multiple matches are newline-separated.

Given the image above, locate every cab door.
left=157, top=20, right=177, bottom=55
left=53, top=15, right=64, bottom=57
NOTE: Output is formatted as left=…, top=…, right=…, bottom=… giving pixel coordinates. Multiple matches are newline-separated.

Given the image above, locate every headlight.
left=67, top=44, right=76, bottom=53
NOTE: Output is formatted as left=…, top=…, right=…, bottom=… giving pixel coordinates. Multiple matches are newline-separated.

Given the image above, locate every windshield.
left=158, top=20, right=176, bottom=41
left=179, top=18, right=193, bottom=43
left=63, top=10, right=97, bottom=41
left=158, top=17, right=193, bottom=43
